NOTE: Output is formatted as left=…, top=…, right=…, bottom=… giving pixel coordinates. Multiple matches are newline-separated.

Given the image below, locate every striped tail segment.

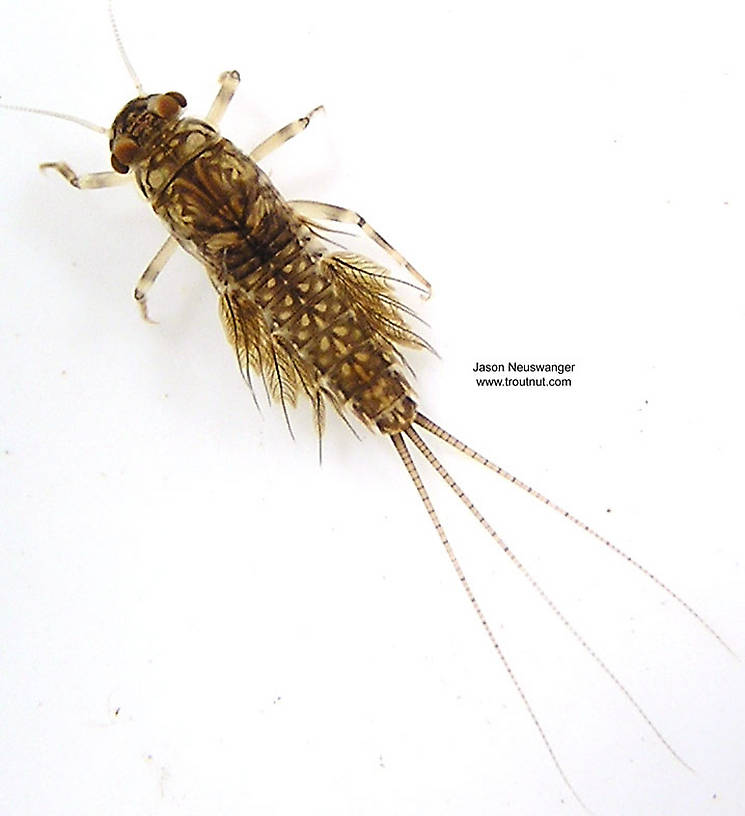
left=390, top=413, right=734, bottom=807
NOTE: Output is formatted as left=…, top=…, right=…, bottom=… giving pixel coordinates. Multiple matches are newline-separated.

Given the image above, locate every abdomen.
left=143, top=126, right=419, bottom=434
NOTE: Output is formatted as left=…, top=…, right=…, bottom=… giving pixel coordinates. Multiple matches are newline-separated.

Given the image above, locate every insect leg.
left=204, top=70, right=241, bottom=127
left=249, top=106, right=325, bottom=162
left=39, top=160, right=175, bottom=321
left=39, top=162, right=131, bottom=189
left=289, top=200, right=431, bottom=298
left=133, top=237, right=178, bottom=322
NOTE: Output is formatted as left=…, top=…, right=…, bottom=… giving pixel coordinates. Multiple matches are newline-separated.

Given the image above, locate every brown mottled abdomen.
left=138, top=121, right=419, bottom=435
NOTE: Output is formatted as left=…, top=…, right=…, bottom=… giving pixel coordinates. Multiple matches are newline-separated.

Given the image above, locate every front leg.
left=249, top=105, right=325, bottom=162
left=40, top=160, right=180, bottom=321
left=40, top=162, right=132, bottom=189
left=204, top=70, right=241, bottom=127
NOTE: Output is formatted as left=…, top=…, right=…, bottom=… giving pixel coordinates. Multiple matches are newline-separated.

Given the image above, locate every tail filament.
left=390, top=432, right=588, bottom=811
left=390, top=414, right=733, bottom=805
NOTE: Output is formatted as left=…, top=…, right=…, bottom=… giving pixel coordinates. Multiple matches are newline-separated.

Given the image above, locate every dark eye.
left=150, top=94, right=182, bottom=119
left=166, top=91, right=187, bottom=107
left=111, top=135, right=138, bottom=173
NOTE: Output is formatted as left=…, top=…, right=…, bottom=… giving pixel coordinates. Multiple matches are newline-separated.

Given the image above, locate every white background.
left=1, top=0, right=744, bottom=813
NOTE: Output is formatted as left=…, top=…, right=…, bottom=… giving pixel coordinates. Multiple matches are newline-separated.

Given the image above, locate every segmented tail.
left=414, top=412, right=732, bottom=655
left=390, top=414, right=732, bottom=810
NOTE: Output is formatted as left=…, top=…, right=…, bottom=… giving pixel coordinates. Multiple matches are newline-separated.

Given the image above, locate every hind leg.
left=290, top=200, right=431, bottom=298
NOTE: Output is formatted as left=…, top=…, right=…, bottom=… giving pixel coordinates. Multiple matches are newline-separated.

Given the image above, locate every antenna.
left=108, top=0, right=143, bottom=95
left=0, top=102, right=107, bottom=134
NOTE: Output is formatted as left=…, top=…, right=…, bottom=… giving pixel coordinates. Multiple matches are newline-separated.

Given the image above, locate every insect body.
left=111, top=83, right=422, bottom=438
left=7, top=32, right=734, bottom=814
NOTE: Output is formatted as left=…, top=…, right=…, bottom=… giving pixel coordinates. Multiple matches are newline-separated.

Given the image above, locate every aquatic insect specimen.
left=2, top=2, right=742, bottom=814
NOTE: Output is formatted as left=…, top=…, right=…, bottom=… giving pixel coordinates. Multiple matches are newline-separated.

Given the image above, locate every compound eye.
left=149, top=93, right=182, bottom=119
left=165, top=91, right=187, bottom=107
left=111, top=135, right=138, bottom=173
left=111, top=154, right=129, bottom=174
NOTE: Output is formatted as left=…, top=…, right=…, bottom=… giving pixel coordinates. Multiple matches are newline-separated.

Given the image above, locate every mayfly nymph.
left=3, top=9, right=733, bottom=811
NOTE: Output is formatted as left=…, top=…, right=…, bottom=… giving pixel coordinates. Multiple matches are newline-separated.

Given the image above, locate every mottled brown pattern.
left=112, top=97, right=427, bottom=434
